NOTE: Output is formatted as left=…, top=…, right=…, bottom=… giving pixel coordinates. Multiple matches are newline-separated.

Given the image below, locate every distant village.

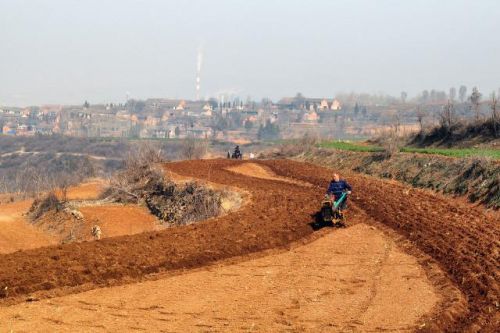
left=0, top=94, right=445, bottom=142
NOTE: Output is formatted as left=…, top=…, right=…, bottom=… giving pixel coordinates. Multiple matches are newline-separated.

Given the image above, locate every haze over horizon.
left=1, top=0, right=499, bottom=107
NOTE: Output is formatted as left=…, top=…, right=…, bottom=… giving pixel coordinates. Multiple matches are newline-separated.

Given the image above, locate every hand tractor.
left=319, top=191, right=348, bottom=227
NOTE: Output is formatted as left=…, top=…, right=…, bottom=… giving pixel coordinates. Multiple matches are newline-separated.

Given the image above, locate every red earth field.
left=0, top=159, right=498, bottom=332
left=0, top=180, right=162, bottom=250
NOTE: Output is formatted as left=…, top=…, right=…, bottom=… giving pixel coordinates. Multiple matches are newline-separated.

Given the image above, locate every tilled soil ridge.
left=0, top=160, right=325, bottom=303
left=0, top=223, right=440, bottom=332
left=261, top=159, right=499, bottom=332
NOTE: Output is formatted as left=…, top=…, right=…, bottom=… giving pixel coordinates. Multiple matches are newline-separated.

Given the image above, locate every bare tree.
left=469, top=87, right=482, bottom=121
left=103, top=142, right=169, bottom=203
left=421, top=90, right=429, bottom=103
left=400, top=91, right=408, bottom=103
left=449, top=87, right=457, bottom=101
left=416, top=105, right=427, bottom=134
left=180, top=137, right=207, bottom=160
left=430, top=89, right=437, bottom=102
left=130, top=141, right=164, bottom=164
left=300, top=131, right=319, bottom=148
left=459, top=85, right=467, bottom=103
left=14, top=165, right=49, bottom=198
left=0, top=175, right=8, bottom=194
left=57, top=173, right=77, bottom=202
left=491, top=92, right=498, bottom=138
left=382, top=113, right=401, bottom=158
left=439, top=100, right=456, bottom=131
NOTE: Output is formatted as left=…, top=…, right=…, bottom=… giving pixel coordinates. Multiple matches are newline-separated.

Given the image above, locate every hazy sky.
left=1, top=0, right=500, bottom=106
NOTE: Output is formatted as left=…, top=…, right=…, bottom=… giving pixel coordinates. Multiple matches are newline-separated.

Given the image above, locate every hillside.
left=410, top=118, right=499, bottom=149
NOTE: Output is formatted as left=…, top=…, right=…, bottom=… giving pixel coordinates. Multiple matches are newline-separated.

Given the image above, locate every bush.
left=258, top=120, right=280, bottom=141
left=146, top=181, right=221, bottom=225
left=382, top=135, right=401, bottom=158
left=299, top=132, right=319, bottom=148
left=101, top=145, right=221, bottom=225
left=102, top=151, right=166, bottom=204
left=28, top=192, right=62, bottom=220
left=180, top=137, right=207, bottom=160
left=409, top=118, right=499, bottom=148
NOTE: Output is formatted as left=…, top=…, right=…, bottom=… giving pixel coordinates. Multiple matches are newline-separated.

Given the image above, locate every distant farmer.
left=227, top=151, right=231, bottom=159
left=326, top=173, right=352, bottom=209
left=232, top=145, right=242, bottom=159
left=91, top=225, right=102, bottom=240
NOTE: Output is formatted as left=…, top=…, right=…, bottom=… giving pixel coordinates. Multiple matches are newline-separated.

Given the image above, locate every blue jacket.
left=326, top=180, right=352, bottom=199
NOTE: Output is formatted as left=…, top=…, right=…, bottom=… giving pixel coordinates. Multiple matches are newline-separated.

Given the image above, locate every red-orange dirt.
left=31, top=204, right=162, bottom=244
left=0, top=160, right=497, bottom=332
left=79, top=205, right=161, bottom=239
left=65, top=180, right=104, bottom=200
left=0, top=179, right=153, bottom=254
left=226, top=162, right=310, bottom=186
left=0, top=223, right=440, bottom=332
left=0, top=200, right=56, bottom=254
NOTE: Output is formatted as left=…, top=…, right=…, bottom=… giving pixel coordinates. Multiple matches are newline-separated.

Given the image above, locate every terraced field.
left=0, top=159, right=498, bottom=332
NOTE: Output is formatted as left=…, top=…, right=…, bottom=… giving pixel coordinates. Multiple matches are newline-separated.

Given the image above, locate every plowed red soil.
left=0, top=223, right=440, bottom=332
left=226, top=162, right=310, bottom=186
left=260, top=160, right=499, bottom=332
left=0, top=159, right=498, bottom=332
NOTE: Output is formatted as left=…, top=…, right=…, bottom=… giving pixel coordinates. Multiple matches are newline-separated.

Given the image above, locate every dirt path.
left=0, top=224, right=439, bottom=332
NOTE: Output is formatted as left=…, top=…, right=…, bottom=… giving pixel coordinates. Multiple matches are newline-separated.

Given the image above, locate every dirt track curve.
left=0, top=159, right=498, bottom=332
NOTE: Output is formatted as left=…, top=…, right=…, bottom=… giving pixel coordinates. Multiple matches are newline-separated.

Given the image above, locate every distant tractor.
left=231, top=145, right=242, bottom=159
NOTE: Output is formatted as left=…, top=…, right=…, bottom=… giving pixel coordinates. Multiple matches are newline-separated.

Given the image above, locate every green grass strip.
left=400, top=147, right=500, bottom=159
left=319, top=140, right=499, bottom=159
left=318, top=141, right=384, bottom=152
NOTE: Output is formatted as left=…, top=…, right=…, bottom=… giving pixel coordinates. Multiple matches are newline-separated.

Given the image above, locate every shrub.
left=146, top=181, right=222, bottom=225
left=101, top=145, right=221, bottom=225
left=28, top=192, right=62, bottom=220
left=180, top=137, right=207, bottom=160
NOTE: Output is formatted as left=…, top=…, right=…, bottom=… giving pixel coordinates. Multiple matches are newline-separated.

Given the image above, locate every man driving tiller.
left=326, top=173, right=352, bottom=210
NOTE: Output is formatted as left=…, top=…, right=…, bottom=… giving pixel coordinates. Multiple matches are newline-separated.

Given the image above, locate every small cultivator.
left=319, top=192, right=348, bottom=227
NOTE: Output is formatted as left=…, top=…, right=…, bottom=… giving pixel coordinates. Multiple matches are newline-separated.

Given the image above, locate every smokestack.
left=196, top=46, right=203, bottom=101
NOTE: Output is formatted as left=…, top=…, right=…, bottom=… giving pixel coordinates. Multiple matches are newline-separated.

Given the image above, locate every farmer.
left=233, top=145, right=242, bottom=159
left=326, top=173, right=352, bottom=209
